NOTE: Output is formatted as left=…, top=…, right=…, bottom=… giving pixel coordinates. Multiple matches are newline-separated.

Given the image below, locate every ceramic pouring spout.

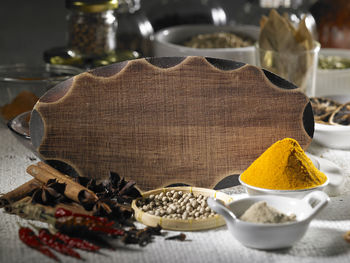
left=207, top=197, right=236, bottom=226
left=301, top=191, right=330, bottom=222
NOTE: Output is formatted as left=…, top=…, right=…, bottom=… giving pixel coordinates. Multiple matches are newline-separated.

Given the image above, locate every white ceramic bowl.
left=316, top=48, right=350, bottom=97
left=313, top=94, right=350, bottom=149
left=208, top=191, right=329, bottom=250
left=314, top=122, right=350, bottom=149
left=238, top=153, right=328, bottom=198
left=239, top=177, right=329, bottom=199
left=152, top=24, right=259, bottom=65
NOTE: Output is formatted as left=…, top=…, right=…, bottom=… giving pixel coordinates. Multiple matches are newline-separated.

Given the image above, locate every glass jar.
left=116, top=0, right=154, bottom=56
left=223, top=0, right=317, bottom=39
left=44, top=0, right=139, bottom=69
left=142, top=0, right=227, bottom=32
left=310, top=0, right=350, bottom=49
left=67, top=1, right=118, bottom=57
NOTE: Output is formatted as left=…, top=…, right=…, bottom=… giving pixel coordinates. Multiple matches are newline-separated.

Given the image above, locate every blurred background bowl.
left=7, top=111, right=38, bottom=157
left=152, top=24, right=259, bottom=65
left=315, top=48, right=350, bottom=97
left=0, top=63, right=83, bottom=122
left=312, top=94, right=350, bottom=149
left=314, top=122, right=350, bottom=149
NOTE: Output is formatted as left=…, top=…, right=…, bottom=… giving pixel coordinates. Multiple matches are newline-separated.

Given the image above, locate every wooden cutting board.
left=30, top=56, right=314, bottom=191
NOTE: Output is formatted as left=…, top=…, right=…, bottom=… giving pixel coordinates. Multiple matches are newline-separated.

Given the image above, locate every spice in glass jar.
left=44, top=0, right=139, bottom=69
left=66, top=0, right=118, bottom=57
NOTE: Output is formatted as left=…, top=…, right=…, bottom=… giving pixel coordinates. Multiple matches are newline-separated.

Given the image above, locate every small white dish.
left=312, top=94, right=350, bottom=149
left=208, top=191, right=329, bottom=250
left=316, top=48, right=350, bottom=97
left=314, top=122, right=350, bottom=150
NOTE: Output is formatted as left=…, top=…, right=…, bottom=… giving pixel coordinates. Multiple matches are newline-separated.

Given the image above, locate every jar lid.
left=66, top=0, right=118, bottom=13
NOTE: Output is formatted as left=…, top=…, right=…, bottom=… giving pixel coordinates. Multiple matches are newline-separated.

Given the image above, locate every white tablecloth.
left=1, top=123, right=350, bottom=263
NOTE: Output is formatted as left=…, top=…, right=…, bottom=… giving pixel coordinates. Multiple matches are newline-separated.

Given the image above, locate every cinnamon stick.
left=0, top=179, right=42, bottom=208
left=37, top=162, right=73, bottom=179
left=26, top=163, right=98, bottom=205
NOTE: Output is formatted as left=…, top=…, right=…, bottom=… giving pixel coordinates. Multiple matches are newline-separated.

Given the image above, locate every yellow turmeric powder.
left=240, top=138, right=327, bottom=190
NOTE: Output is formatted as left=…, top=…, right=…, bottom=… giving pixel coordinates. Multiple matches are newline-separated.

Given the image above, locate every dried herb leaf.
left=310, top=97, right=341, bottom=123
left=330, top=102, right=350, bottom=126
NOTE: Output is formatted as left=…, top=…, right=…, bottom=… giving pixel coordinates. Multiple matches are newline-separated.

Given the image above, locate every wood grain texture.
left=31, top=56, right=313, bottom=191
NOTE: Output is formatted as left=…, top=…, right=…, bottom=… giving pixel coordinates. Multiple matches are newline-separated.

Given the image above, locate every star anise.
left=74, top=176, right=106, bottom=194
left=74, top=171, right=141, bottom=224
left=92, top=198, right=134, bottom=224
left=74, top=172, right=141, bottom=203
left=102, top=172, right=141, bottom=204
left=29, top=179, right=66, bottom=206
left=91, top=199, right=113, bottom=216
left=77, top=190, right=100, bottom=210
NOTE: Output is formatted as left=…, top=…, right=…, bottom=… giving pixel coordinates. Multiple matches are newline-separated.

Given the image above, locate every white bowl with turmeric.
left=239, top=138, right=328, bottom=198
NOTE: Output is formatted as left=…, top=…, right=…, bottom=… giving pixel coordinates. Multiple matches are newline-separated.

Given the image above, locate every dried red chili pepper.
left=56, top=215, right=106, bottom=228
left=18, top=227, right=59, bottom=261
left=55, top=208, right=114, bottom=226
left=89, top=225, right=125, bottom=237
left=38, top=229, right=82, bottom=260
left=55, top=216, right=124, bottom=237
left=54, top=232, right=100, bottom=251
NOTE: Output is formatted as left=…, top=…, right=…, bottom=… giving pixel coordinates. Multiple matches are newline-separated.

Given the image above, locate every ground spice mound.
left=240, top=138, right=327, bottom=190
left=240, top=201, right=296, bottom=224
